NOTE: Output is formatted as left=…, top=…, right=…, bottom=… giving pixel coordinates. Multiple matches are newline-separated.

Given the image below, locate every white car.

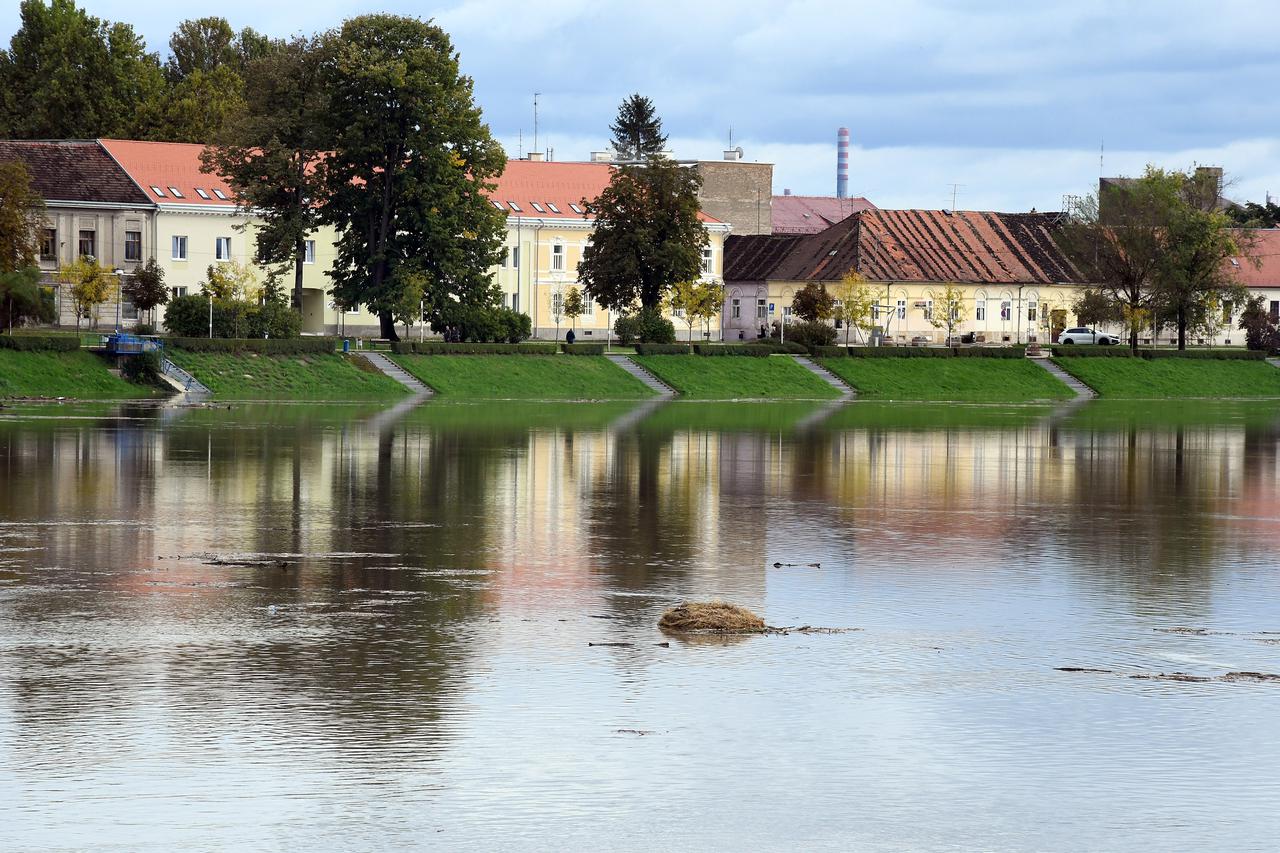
left=1059, top=327, right=1122, bottom=346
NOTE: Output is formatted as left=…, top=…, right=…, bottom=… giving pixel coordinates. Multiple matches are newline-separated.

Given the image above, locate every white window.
left=530, top=202, right=545, bottom=213
left=783, top=306, right=793, bottom=318
left=1000, top=301, right=1011, bottom=321
left=508, top=201, right=522, bottom=212
left=756, top=298, right=767, bottom=319
left=701, top=247, right=713, bottom=275
left=582, top=296, right=594, bottom=316
left=897, top=299, right=906, bottom=320
left=150, top=186, right=166, bottom=198
left=732, top=298, right=741, bottom=319
left=195, top=188, right=211, bottom=200
left=551, top=243, right=565, bottom=272
left=171, top=235, right=188, bottom=260
left=552, top=291, right=564, bottom=314
left=215, top=236, right=231, bottom=261
left=304, top=240, right=316, bottom=264
left=122, top=300, right=138, bottom=321
left=168, top=187, right=184, bottom=198
left=1027, top=301, right=1038, bottom=322
left=975, top=299, right=986, bottom=322
left=923, top=299, right=933, bottom=321
left=871, top=303, right=880, bottom=321
left=673, top=306, right=686, bottom=318
left=569, top=203, right=584, bottom=214
left=491, top=200, right=505, bottom=210
left=170, top=286, right=188, bottom=300
left=511, top=292, right=519, bottom=312
left=546, top=202, right=561, bottom=214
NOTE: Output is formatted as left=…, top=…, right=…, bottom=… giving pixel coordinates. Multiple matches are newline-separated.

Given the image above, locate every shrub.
left=952, top=347, right=1024, bottom=359
left=1139, top=349, right=1265, bottom=361
left=389, top=341, right=557, bottom=355
left=562, top=343, right=605, bottom=355
left=615, top=307, right=676, bottom=345
left=757, top=339, right=809, bottom=354
left=0, top=334, right=79, bottom=352
left=848, top=346, right=952, bottom=358
left=435, top=303, right=531, bottom=343
left=167, top=337, right=336, bottom=354
left=247, top=301, right=302, bottom=339
left=1050, top=346, right=1133, bottom=358
left=498, top=308, right=532, bottom=343
left=692, top=343, right=771, bottom=357
left=783, top=320, right=837, bottom=352
left=812, top=345, right=848, bottom=358
left=634, top=343, right=691, bottom=355
left=133, top=322, right=158, bottom=336
left=163, top=294, right=304, bottom=340
left=163, top=294, right=210, bottom=337
left=121, top=350, right=162, bottom=384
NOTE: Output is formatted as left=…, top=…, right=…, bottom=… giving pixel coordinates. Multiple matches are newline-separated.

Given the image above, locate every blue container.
left=343, top=339, right=350, bottom=353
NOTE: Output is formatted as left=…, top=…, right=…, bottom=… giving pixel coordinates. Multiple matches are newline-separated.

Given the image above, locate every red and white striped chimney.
left=836, top=127, right=850, bottom=199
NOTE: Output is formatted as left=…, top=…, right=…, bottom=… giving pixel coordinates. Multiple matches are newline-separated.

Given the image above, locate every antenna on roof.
left=517, top=129, right=523, bottom=159
left=1100, top=138, right=1104, bottom=176
left=533, top=92, right=541, bottom=158
left=947, top=183, right=965, bottom=211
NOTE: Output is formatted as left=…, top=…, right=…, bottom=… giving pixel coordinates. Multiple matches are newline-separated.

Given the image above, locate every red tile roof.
left=727, top=209, right=1085, bottom=285
left=1229, top=230, right=1280, bottom=287
left=771, top=194, right=877, bottom=234
left=99, top=139, right=237, bottom=206
left=0, top=140, right=151, bottom=205
left=489, top=159, right=721, bottom=223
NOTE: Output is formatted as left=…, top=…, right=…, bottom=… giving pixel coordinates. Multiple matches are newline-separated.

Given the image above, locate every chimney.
left=783, top=188, right=792, bottom=196
left=527, top=151, right=544, bottom=162
left=723, top=146, right=744, bottom=161
left=836, top=127, right=850, bottom=199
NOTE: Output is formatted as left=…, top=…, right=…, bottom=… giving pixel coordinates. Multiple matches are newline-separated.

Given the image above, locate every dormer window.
left=212, top=189, right=228, bottom=200
left=195, top=188, right=211, bottom=200
left=150, top=186, right=166, bottom=197
left=491, top=200, right=505, bottom=209
left=546, top=203, right=561, bottom=214
left=168, top=187, right=184, bottom=198
left=508, top=201, right=521, bottom=212
left=530, top=202, right=545, bottom=213
left=569, top=203, right=584, bottom=214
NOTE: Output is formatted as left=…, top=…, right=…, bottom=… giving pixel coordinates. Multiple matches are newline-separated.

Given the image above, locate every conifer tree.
left=609, top=94, right=667, bottom=161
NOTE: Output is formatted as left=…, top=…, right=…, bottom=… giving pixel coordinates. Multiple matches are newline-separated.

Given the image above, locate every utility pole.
left=948, top=183, right=965, bottom=211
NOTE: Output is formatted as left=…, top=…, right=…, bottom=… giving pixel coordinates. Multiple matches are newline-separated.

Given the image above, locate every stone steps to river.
left=605, top=355, right=676, bottom=397
left=792, top=356, right=856, bottom=398
left=359, top=352, right=433, bottom=395
left=1031, top=357, right=1097, bottom=400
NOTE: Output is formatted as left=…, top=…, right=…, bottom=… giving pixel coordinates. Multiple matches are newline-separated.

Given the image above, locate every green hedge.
left=952, top=347, right=1025, bottom=359
left=0, top=334, right=80, bottom=352
left=167, top=336, right=337, bottom=354
left=754, top=340, right=809, bottom=354
left=1141, top=349, right=1265, bottom=361
left=1050, top=346, right=1133, bottom=358
left=561, top=343, right=606, bottom=355
left=845, top=346, right=1027, bottom=359
left=634, top=343, right=692, bottom=355
left=390, top=341, right=558, bottom=355
left=691, top=344, right=772, bottom=357
left=812, top=345, right=848, bottom=358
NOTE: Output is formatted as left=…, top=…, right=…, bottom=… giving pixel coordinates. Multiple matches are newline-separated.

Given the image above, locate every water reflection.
left=2, top=398, right=1280, bottom=850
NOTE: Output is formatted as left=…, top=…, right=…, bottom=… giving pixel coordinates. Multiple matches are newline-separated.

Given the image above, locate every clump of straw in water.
left=658, top=601, right=765, bottom=633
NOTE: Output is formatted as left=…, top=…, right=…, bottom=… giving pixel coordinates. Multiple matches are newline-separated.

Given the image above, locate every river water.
left=1, top=398, right=1278, bottom=851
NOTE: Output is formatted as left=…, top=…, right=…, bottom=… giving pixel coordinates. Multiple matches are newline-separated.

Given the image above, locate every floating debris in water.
left=772, top=561, right=821, bottom=568
left=659, top=602, right=765, bottom=634
left=588, top=642, right=633, bottom=647
left=615, top=729, right=655, bottom=736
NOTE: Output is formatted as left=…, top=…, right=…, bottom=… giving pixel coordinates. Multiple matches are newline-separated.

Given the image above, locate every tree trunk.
left=294, top=236, right=305, bottom=313
left=1177, top=306, right=1187, bottom=350
left=379, top=311, right=398, bottom=341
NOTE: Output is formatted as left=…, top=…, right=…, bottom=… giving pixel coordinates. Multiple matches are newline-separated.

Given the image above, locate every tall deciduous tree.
left=579, top=158, right=706, bottom=313
left=0, top=0, right=164, bottom=139
left=609, top=94, right=667, bottom=161
left=203, top=36, right=326, bottom=311
left=791, top=282, right=835, bottom=323
left=123, top=257, right=168, bottom=325
left=1058, top=167, right=1182, bottom=352
left=319, top=15, right=507, bottom=341
left=0, top=161, right=44, bottom=273
left=833, top=271, right=875, bottom=345
left=165, top=17, right=238, bottom=81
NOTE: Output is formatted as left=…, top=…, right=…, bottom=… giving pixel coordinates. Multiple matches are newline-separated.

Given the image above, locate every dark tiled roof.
left=727, top=209, right=1085, bottom=285
left=722, top=234, right=804, bottom=281
left=0, top=140, right=151, bottom=205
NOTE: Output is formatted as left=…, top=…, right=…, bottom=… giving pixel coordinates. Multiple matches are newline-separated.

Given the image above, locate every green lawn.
left=632, top=355, right=842, bottom=400
left=0, top=350, right=156, bottom=399
left=1052, top=357, right=1280, bottom=398
left=818, top=357, right=1073, bottom=402
left=390, top=354, right=654, bottom=399
left=165, top=351, right=407, bottom=400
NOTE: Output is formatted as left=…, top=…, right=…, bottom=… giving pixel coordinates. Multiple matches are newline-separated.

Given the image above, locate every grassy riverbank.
left=632, top=355, right=841, bottom=399
left=390, top=354, right=654, bottom=399
left=165, top=351, right=407, bottom=400
left=1052, top=357, right=1280, bottom=398
left=0, top=350, right=156, bottom=399
left=818, top=357, right=1073, bottom=401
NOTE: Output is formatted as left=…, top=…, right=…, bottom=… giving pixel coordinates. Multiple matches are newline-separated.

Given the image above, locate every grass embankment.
left=632, top=355, right=841, bottom=400
left=1052, top=357, right=1280, bottom=398
left=390, top=354, right=654, bottom=399
left=165, top=350, right=406, bottom=400
left=818, top=357, right=1073, bottom=402
left=0, top=350, right=155, bottom=399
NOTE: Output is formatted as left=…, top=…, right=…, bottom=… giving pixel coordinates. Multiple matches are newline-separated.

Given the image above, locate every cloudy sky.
left=5, top=0, right=1280, bottom=211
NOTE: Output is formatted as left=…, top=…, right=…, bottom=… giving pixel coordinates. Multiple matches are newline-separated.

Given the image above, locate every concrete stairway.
left=161, top=357, right=211, bottom=395
left=359, top=352, right=432, bottom=394
left=1032, top=357, right=1097, bottom=400
left=793, top=356, right=856, bottom=398
left=606, top=355, right=676, bottom=397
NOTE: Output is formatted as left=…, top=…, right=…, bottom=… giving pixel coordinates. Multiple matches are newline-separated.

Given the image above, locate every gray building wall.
left=695, top=161, right=774, bottom=236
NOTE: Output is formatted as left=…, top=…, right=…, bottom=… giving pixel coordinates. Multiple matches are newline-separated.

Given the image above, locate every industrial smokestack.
left=836, top=127, right=850, bottom=199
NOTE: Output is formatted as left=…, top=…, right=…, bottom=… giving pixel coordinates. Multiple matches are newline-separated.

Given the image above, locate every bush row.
left=633, top=343, right=691, bottom=355
left=164, top=295, right=303, bottom=340
left=561, top=343, right=605, bottom=355
left=757, top=340, right=809, bottom=354
left=0, top=334, right=80, bottom=352
left=839, top=346, right=1029, bottom=359
left=691, top=344, right=772, bottom=357
left=390, top=341, right=558, bottom=355
left=167, top=336, right=337, bottom=354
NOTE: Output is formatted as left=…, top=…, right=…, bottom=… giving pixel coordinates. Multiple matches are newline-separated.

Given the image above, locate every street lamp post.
left=208, top=290, right=213, bottom=339
left=113, top=269, right=125, bottom=333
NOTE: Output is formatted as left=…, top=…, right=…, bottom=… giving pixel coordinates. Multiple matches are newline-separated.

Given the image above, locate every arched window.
left=975, top=290, right=988, bottom=323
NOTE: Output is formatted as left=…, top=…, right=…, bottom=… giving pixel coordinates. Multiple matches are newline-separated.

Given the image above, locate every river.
left=1, top=398, right=1278, bottom=851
